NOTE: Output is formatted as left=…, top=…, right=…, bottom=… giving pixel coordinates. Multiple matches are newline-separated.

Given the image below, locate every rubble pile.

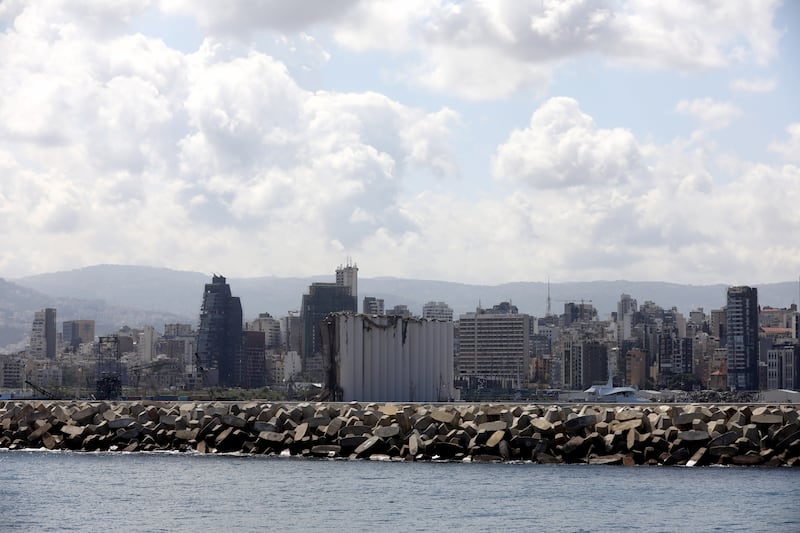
left=1, top=400, right=799, bottom=466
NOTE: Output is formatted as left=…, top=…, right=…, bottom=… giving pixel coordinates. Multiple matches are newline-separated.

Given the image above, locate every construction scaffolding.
left=95, top=335, right=122, bottom=400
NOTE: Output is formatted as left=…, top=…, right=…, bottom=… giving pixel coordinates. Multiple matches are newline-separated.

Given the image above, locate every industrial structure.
left=321, top=313, right=454, bottom=402
left=95, top=335, right=121, bottom=400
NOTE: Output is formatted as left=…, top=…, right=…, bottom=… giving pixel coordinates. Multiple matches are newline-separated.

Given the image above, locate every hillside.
left=0, top=276, right=192, bottom=352
left=13, top=265, right=799, bottom=325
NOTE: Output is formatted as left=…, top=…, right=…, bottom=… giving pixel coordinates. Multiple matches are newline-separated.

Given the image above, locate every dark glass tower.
left=726, top=286, right=758, bottom=391
left=301, top=283, right=356, bottom=360
left=197, top=275, right=242, bottom=387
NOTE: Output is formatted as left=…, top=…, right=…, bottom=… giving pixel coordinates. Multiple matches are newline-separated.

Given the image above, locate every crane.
left=194, top=352, right=216, bottom=401
left=25, top=380, right=57, bottom=400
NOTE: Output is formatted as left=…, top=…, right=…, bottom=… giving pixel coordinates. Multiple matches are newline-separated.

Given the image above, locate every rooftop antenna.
left=546, top=277, right=552, bottom=317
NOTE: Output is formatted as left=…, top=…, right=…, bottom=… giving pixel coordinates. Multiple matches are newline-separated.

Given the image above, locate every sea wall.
left=1, top=400, right=799, bottom=466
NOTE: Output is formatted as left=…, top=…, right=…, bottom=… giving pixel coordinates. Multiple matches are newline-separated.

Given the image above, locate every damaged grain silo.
left=321, top=313, right=454, bottom=402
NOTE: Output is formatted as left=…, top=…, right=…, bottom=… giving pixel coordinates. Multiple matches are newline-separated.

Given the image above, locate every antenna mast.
left=546, top=277, right=552, bottom=317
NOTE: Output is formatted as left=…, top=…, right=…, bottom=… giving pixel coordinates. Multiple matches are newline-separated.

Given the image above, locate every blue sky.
left=0, top=1, right=798, bottom=285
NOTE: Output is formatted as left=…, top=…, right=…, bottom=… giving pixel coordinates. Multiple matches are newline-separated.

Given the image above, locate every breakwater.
left=2, top=400, right=799, bottom=466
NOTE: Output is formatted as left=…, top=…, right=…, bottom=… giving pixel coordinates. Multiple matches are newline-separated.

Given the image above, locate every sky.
left=0, top=0, right=798, bottom=285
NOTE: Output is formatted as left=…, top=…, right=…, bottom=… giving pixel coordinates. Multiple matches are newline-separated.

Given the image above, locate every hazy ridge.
left=3, top=264, right=797, bottom=349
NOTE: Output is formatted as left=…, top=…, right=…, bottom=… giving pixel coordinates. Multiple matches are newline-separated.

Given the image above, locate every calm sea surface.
left=1, top=450, right=798, bottom=532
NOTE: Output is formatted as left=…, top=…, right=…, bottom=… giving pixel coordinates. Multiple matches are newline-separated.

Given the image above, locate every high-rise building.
left=765, top=342, right=798, bottom=390
left=301, top=266, right=357, bottom=361
left=363, top=296, right=385, bottom=316
left=726, top=286, right=759, bottom=390
left=240, top=331, right=268, bottom=389
left=457, top=303, right=532, bottom=388
left=422, top=301, right=454, bottom=321
left=387, top=304, right=412, bottom=317
left=63, top=320, right=95, bottom=349
left=335, top=260, right=358, bottom=304
left=280, top=314, right=302, bottom=353
left=656, top=328, right=692, bottom=386
left=196, top=275, right=243, bottom=387
left=710, top=308, right=727, bottom=344
left=246, top=313, right=282, bottom=349
left=562, top=338, right=608, bottom=390
left=30, top=308, right=56, bottom=359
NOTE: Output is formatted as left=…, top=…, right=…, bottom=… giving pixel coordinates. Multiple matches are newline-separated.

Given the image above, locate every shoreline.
left=2, top=400, right=798, bottom=467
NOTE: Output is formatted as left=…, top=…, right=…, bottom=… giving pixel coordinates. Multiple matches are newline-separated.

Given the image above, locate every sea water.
left=0, top=450, right=798, bottom=532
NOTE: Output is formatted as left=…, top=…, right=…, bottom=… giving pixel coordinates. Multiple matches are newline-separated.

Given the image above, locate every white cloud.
left=0, top=1, right=796, bottom=287
left=159, top=0, right=358, bottom=34
left=346, top=0, right=781, bottom=99
left=153, top=1, right=782, bottom=100
left=769, top=123, right=800, bottom=162
left=675, top=98, right=743, bottom=131
left=492, top=97, right=643, bottom=188
left=730, top=77, right=778, bottom=93
left=481, top=97, right=800, bottom=283
left=0, top=4, right=459, bottom=278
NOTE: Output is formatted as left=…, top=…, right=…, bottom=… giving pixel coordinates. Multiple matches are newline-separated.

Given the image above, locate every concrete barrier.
left=1, top=400, right=799, bottom=466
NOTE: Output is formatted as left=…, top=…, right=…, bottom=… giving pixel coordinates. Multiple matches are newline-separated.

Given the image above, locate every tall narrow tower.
left=196, top=275, right=243, bottom=387
left=30, top=308, right=56, bottom=359
left=336, top=258, right=358, bottom=303
left=726, top=286, right=759, bottom=391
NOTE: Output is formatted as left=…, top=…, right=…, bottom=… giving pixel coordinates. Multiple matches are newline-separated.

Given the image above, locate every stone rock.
left=61, top=425, right=86, bottom=438
left=686, top=447, right=707, bottom=467
left=616, top=409, right=643, bottom=422
left=589, top=454, right=624, bottom=465
left=564, top=415, right=596, bottom=433
left=708, top=431, right=740, bottom=448
left=27, top=423, right=52, bottom=443
left=354, top=436, right=384, bottom=457
left=732, top=454, right=764, bottom=465
left=116, top=427, right=142, bottom=441
left=433, top=440, right=463, bottom=459
left=544, top=407, right=563, bottom=423
left=709, top=445, right=738, bottom=457
left=486, top=430, right=506, bottom=448
left=374, top=426, right=400, bottom=439
left=677, top=430, right=710, bottom=443
left=613, top=419, right=643, bottom=433
left=339, top=435, right=369, bottom=451
left=430, top=409, right=459, bottom=426
left=259, top=431, right=286, bottom=444
left=339, top=424, right=372, bottom=438
left=478, top=420, right=508, bottom=432
left=311, top=445, right=341, bottom=458
left=562, top=436, right=586, bottom=456
left=751, top=413, right=783, bottom=426
left=108, top=418, right=136, bottom=430
left=174, top=428, right=198, bottom=441
left=408, top=433, right=420, bottom=456
left=71, top=406, right=97, bottom=425
left=531, top=418, right=554, bottom=434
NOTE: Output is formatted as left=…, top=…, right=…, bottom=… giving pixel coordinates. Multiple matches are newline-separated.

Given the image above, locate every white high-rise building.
left=363, top=296, right=385, bottom=315
left=335, top=259, right=358, bottom=302
left=422, top=301, right=453, bottom=321
left=30, top=308, right=57, bottom=359
left=457, top=304, right=532, bottom=388
left=246, top=313, right=282, bottom=349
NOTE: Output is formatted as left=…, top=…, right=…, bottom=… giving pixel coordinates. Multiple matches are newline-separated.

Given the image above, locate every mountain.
left=0, top=276, right=192, bottom=351
left=12, top=265, right=799, bottom=326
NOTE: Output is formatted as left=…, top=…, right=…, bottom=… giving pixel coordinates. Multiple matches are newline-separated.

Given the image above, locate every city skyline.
left=1, top=2, right=799, bottom=285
